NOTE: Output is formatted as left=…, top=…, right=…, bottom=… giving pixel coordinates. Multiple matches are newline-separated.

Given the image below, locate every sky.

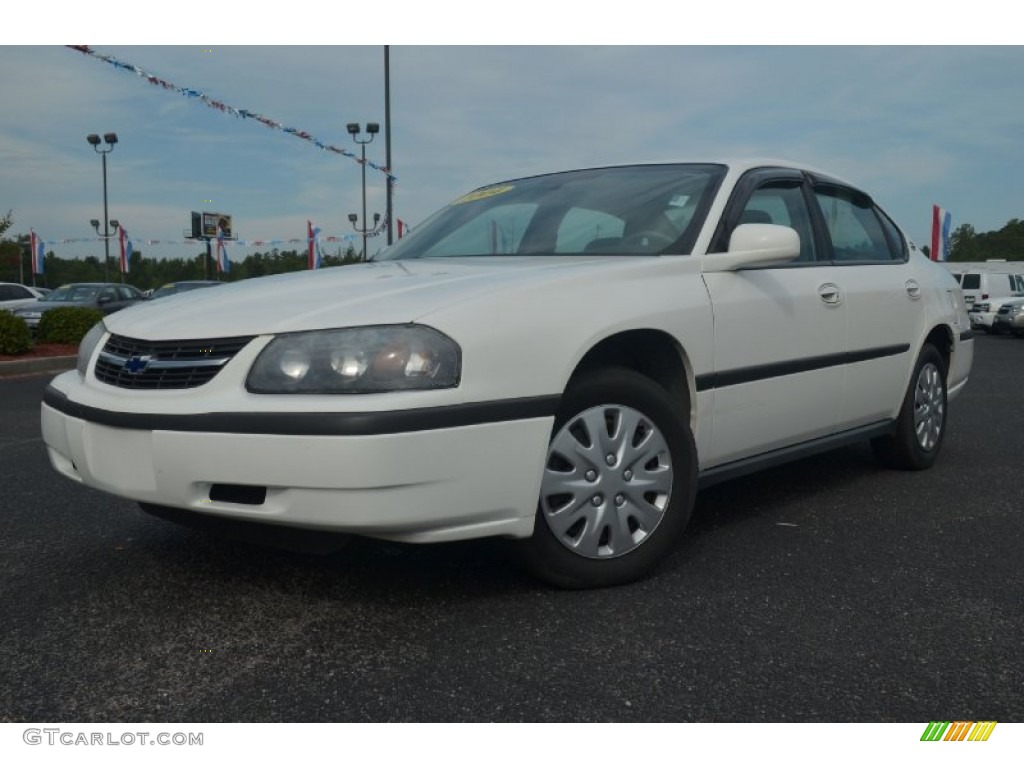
left=2, top=34, right=1023, bottom=267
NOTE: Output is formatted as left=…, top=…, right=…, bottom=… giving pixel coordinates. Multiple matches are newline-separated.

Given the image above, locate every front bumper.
left=41, top=374, right=554, bottom=544
left=968, top=312, right=994, bottom=330
left=992, top=313, right=1024, bottom=332
left=15, top=314, right=41, bottom=330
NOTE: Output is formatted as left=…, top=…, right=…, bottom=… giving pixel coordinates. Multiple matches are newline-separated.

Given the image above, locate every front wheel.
left=871, top=344, right=947, bottom=470
left=515, top=368, right=696, bottom=589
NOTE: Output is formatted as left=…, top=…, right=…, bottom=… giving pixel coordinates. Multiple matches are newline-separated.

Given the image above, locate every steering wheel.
left=619, top=230, right=675, bottom=253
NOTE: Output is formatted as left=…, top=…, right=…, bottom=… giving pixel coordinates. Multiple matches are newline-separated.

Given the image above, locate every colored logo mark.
left=921, top=721, right=997, bottom=742
left=123, top=356, right=151, bottom=374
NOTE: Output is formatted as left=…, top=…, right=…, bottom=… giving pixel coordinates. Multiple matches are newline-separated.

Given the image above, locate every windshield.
left=46, top=285, right=100, bottom=303
left=378, top=164, right=726, bottom=260
left=150, top=285, right=178, bottom=300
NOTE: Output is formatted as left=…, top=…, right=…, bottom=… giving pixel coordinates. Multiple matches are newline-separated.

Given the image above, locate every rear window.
left=961, top=274, right=980, bottom=290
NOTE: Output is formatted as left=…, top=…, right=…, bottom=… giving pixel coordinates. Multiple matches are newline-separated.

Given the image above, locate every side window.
left=0, top=285, right=32, bottom=300
left=737, top=183, right=817, bottom=262
left=814, top=188, right=899, bottom=262
left=99, top=288, right=117, bottom=303
left=876, top=209, right=907, bottom=260
left=117, top=286, right=138, bottom=301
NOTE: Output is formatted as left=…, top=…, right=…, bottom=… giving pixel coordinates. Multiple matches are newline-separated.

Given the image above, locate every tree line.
left=0, top=212, right=364, bottom=289
left=947, top=219, right=1024, bottom=262
left=3, top=211, right=1022, bottom=283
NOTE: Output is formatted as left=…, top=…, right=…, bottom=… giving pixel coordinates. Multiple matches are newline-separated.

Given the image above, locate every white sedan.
left=41, top=160, right=974, bottom=588
left=0, top=282, right=46, bottom=311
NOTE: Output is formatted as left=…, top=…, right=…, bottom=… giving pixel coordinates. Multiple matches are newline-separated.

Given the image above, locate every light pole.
left=86, top=132, right=118, bottom=282
left=384, top=46, right=394, bottom=245
left=347, top=122, right=379, bottom=260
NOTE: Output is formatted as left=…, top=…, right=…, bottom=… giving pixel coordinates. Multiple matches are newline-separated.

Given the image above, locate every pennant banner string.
left=66, top=46, right=397, bottom=184
left=27, top=231, right=387, bottom=248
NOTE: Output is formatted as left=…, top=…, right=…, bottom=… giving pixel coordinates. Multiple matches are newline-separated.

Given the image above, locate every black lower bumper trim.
left=43, top=385, right=559, bottom=436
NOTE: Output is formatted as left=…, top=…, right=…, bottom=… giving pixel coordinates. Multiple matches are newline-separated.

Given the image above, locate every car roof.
left=487, top=159, right=857, bottom=192
left=55, top=282, right=122, bottom=288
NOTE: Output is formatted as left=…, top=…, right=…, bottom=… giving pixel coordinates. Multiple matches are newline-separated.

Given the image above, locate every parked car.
left=0, top=282, right=46, bottom=311
left=40, top=160, right=974, bottom=588
left=968, top=294, right=1024, bottom=333
left=14, top=282, right=146, bottom=330
left=957, top=270, right=1024, bottom=308
left=991, top=298, right=1024, bottom=337
left=149, top=280, right=223, bottom=301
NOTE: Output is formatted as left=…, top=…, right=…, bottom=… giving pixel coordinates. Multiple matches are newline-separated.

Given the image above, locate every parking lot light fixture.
left=348, top=122, right=379, bottom=260
left=86, top=132, right=119, bottom=282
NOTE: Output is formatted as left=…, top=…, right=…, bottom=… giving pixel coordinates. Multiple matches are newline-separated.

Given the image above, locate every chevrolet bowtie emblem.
left=123, top=355, right=152, bottom=374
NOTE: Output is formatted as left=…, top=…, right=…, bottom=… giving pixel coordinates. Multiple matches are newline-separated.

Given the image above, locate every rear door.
left=807, top=183, right=923, bottom=429
left=959, top=273, right=982, bottom=307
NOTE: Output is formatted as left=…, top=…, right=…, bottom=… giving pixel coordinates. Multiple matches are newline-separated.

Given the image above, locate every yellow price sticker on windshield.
left=453, top=184, right=514, bottom=205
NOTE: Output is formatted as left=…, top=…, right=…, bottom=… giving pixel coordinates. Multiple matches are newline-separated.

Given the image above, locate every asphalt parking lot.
left=1, top=334, right=1022, bottom=723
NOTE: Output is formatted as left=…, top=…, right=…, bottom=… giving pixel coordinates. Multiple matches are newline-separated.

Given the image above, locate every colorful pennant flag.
left=216, top=226, right=231, bottom=274
left=67, top=46, right=396, bottom=184
left=397, top=219, right=409, bottom=239
left=30, top=229, right=45, bottom=274
left=119, top=226, right=133, bottom=274
left=307, top=221, right=323, bottom=270
left=931, top=205, right=952, bottom=262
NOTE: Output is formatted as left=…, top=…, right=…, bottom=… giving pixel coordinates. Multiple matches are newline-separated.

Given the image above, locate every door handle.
left=818, top=283, right=842, bottom=305
left=905, top=279, right=921, bottom=299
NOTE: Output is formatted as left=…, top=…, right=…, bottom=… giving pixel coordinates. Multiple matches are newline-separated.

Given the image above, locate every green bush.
left=38, top=307, right=105, bottom=345
left=0, top=310, right=32, bottom=355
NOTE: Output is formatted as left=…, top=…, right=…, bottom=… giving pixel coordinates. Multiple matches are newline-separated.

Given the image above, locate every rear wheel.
left=516, top=368, right=696, bottom=589
left=871, top=344, right=947, bottom=470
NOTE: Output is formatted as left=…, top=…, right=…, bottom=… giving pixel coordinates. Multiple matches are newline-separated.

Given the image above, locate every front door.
left=702, top=173, right=845, bottom=467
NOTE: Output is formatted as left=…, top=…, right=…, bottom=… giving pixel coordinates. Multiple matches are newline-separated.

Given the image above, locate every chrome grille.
left=94, top=334, right=254, bottom=389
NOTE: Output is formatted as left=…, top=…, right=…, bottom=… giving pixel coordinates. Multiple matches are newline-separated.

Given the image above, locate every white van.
left=954, top=270, right=1024, bottom=307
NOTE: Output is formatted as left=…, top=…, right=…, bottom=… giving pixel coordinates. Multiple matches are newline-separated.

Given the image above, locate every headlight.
left=246, top=324, right=461, bottom=394
left=76, top=320, right=107, bottom=378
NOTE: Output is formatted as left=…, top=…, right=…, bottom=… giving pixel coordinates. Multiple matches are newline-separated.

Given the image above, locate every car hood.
left=105, top=257, right=629, bottom=340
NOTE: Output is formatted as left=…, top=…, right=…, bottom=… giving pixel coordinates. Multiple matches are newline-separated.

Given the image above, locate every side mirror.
left=703, top=223, right=801, bottom=272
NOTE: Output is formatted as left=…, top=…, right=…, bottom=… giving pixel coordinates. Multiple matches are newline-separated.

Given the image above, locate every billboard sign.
left=191, top=211, right=233, bottom=239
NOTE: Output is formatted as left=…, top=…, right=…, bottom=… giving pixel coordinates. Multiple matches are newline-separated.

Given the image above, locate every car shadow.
left=113, top=442, right=887, bottom=599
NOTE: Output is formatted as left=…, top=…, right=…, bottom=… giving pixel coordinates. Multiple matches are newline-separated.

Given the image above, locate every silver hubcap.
left=541, top=404, right=673, bottom=559
left=914, top=362, right=944, bottom=451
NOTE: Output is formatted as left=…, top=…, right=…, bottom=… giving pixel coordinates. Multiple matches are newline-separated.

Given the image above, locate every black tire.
left=871, top=344, right=947, bottom=471
left=515, top=368, right=697, bottom=589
